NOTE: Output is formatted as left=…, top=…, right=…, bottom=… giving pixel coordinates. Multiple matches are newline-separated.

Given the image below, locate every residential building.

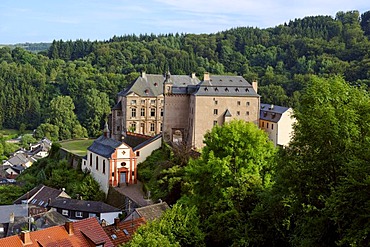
left=0, top=205, right=28, bottom=238
left=49, top=197, right=121, bottom=224
left=110, top=72, right=200, bottom=140
left=0, top=217, right=114, bottom=247
left=14, top=184, right=70, bottom=216
left=259, top=103, right=296, bottom=146
left=163, top=72, right=260, bottom=149
left=124, top=201, right=169, bottom=222
left=82, top=125, right=162, bottom=194
left=103, top=217, right=146, bottom=246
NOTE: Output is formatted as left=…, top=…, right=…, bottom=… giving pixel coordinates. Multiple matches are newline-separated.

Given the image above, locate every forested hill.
left=0, top=10, right=369, bottom=139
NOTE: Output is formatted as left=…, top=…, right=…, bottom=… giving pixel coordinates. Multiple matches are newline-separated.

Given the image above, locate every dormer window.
left=144, top=89, right=149, bottom=94
left=246, top=88, right=249, bottom=92
left=154, top=82, right=158, bottom=87
left=204, top=87, right=208, bottom=91
left=235, top=88, right=239, bottom=92
left=215, top=87, right=218, bottom=91
left=225, top=88, right=229, bottom=92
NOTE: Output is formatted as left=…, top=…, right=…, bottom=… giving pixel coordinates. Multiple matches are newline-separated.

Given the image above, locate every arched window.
left=90, top=153, right=92, bottom=166
left=96, top=156, right=98, bottom=170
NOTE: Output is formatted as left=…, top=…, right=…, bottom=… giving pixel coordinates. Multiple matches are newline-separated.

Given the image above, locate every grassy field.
left=59, top=139, right=95, bottom=156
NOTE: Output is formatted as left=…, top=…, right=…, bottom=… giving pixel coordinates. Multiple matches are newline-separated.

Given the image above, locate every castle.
left=110, top=72, right=260, bottom=149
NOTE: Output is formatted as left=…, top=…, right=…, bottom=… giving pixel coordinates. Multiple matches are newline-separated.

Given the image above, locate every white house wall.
left=136, top=137, right=162, bottom=164
left=84, top=151, right=110, bottom=195
left=277, top=109, right=295, bottom=146
left=101, top=212, right=121, bottom=225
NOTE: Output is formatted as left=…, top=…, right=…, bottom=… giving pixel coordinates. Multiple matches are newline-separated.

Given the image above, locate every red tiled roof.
left=103, top=217, right=146, bottom=246
left=0, top=217, right=114, bottom=247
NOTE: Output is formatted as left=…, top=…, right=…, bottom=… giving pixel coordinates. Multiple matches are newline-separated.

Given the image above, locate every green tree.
left=185, top=120, right=276, bottom=246
left=34, top=123, right=59, bottom=141
left=46, top=96, right=87, bottom=140
left=20, top=134, right=36, bottom=149
left=126, top=203, right=205, bottom=247
left=275, top=75, right=370, bottom=245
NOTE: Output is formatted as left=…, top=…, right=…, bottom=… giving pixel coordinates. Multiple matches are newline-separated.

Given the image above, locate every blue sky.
left=0, top=0, right=369, bottom=44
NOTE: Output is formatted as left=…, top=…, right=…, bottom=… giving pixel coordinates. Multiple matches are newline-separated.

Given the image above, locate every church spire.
left=103, top=122, right=110, bottom=138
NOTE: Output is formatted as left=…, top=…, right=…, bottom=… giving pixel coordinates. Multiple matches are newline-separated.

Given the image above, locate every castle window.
left=237, top=101, right=240, bottom=106
left=272, top=124, right=274, bottom=130
left=141, top=100, right=145, bottom=104
left=246, top=102, right=250, bottom=106
left=151, top=100, right=156, bottom=104
left=246, top=111, right=249, bottom=116
left=151, top=108, right=156, bottom=117
left=213, top=120, right=218, bottom=126
left=131, top=108, right=136, bottom=117
left=237, top=111, right=240, bottom=116
left=214, top=100, right=218, bottom=105
left=141, top=108, right=145, bottom=117
left=214, top=109, right=218, bottom=115
left=161, top=109, right=164, bottom=117
left=131, top=100, right=136, bottom=105
left=150, top=123, right=155, bottom=131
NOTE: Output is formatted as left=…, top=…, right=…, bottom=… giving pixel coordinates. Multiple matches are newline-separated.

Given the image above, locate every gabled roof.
left=34, top=210, right=69, bottom=229
left=0, top=205, right=28, bottom=223
left=122, top=132, right=152, bottom=150
left=260, top=103, right=291, bottom=123
left=103, top=217, right=146, bottom=246
left=49, top=198, right=121, bottom=213
left=118, top=73, right=200, bottom=97
left=193, top=75, right=258, bottom=97
left=14, top=184, right=70, bottom=207
left=135, top=202, right=169, bottom=221
left=7, top=153, right=29, bottom=166
left=88, top=135, right=122, bottom=158
left=0, top=217, right=114, bottom=247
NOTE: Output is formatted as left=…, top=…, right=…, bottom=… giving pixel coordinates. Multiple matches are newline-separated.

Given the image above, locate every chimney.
left=114, top=218, right=120, bottom=229
left=101, top=219, right=107, bottom=227
left=9, top=212, right=15, bottom=223
left=65, top=221, right=74, bottom=235
left=203, top=72, right=210, bottom=81
left=252, top=80, right=258, bottom=93
left=141, top=71, right=146, bottom=79
left=191, top=72, right=196, bottom=79
left=20, top=231, right=32, bottom=245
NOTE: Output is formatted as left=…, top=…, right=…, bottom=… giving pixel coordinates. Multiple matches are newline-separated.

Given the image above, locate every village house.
left=48, top=197, right=121, bottom=224
left=103, top=217, right=146, bottom=246
left=259, top=103, right=296, bottom=146
left=0, top=217, right=114, bottom=247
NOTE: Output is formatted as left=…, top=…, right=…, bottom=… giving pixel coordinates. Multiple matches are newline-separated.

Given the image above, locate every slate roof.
left=118, top=73, right=200, bottom=97
left=135, top=202, right=169, bottom=221
left=7, top=153, right=29, bottom=166
left=34, top=210, right=69, bottom=229
left=224, top=109, right=232, bottom=117
left=193, top=75, right=259, bottom=97
left=112, top=101, right=122, bottom=110
left=122, top=132, right=152, bottom=150
left=14, top=184, right=70, bottom=207
left=0, top=205, right=28, bottom=223
left=103, top=217, right=146, bottom=246
left=0, top=217, right=114, bottom=247
left=87, top=135, right=122, bottom=158
left=260, top=103, right=290, bottom=123
left=131, top=133, right=162, bottom=151
left=49, top=198, right=121, bottom=213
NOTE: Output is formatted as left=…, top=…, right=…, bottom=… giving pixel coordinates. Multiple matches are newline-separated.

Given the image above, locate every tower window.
left=131, top=108, right=136, bottom=117
left=214, top=109, right=218, bottom=115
